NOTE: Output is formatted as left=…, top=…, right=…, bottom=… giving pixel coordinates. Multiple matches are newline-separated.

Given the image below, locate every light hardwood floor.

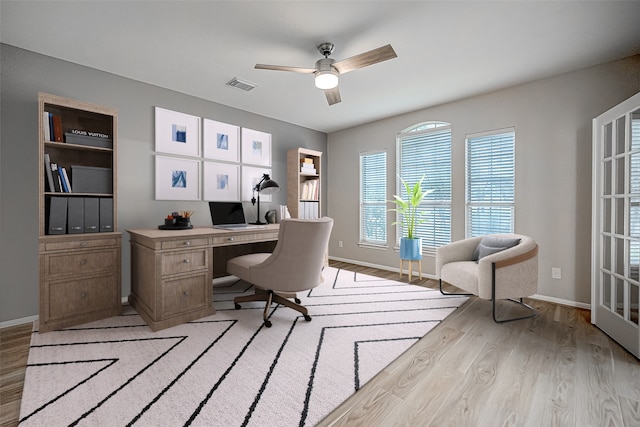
left=2, top=260, right=639, bottom=426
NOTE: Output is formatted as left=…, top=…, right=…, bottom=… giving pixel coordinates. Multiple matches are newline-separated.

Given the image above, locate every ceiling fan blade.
left=333, top=44, right=397, bottom=74
left=254, top=64, right=316, bottom=73
left=325, top=86, right=341, bottom=105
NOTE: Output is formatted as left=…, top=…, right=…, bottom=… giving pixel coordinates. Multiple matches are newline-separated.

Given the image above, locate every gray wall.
left=0, top=44, right=326, bottom=323
left=327, top=55, right=640, bottom=306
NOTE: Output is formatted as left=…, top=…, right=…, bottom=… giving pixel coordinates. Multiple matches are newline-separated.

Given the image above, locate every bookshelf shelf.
left=38, top=92, right=121, bottom=332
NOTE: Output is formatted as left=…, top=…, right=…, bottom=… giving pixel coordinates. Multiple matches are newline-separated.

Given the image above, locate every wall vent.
left=226, top=78, right=256, bottom=92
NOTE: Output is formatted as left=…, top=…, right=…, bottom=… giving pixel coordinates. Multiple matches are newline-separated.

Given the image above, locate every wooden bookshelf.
left=287, top=148, right=322, bottom=219
left=38, top=93, right=121, bottom=332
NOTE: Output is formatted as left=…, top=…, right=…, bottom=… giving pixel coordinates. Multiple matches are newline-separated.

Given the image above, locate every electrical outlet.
left=338, top=240, right=343, bottom=248
left=552, top=267, right=562, bottom=280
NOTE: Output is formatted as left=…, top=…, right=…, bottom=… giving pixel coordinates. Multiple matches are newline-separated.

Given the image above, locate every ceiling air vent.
left=226, top=77, right=256, bottom=92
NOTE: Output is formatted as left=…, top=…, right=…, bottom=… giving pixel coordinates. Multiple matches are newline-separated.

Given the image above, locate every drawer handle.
left=80, top=242, right=88, bottom=247
left=183, top=291, right=191, bottom=297
left=227, top=237, right=234, bottom=242
left=184, top=241, right=191, bottom=246
left=183, top=259, right=190, bottom=263
left=80, top=292, right=87, bottom=297
left=80, top=259, right=87, bottom=265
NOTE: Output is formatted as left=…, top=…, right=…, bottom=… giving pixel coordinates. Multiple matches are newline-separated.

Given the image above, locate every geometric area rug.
left=18, top=267, right=467, bottom=426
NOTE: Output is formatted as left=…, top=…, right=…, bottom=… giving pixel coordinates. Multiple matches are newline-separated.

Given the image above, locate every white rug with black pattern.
left=19, top=267, right=467, bottom=426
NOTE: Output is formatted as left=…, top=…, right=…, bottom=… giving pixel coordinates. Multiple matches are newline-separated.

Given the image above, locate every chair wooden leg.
left=271, top=293, right=310, bottom=320
left=399, top=259, right=403, bottom=278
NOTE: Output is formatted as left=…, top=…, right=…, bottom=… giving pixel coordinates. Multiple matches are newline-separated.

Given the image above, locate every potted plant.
left=389, top=175, right=433, bottom=260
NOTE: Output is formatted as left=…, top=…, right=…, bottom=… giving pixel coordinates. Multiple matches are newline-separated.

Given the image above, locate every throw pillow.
left=472, top=236, right=521, bottom=261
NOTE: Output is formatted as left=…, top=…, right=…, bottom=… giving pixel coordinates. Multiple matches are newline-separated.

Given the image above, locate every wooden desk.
left=127, top=225, right=279, bottom=331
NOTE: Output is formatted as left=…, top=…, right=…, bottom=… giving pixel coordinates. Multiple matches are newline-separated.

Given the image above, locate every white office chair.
left=226, top=217, right=333, bottom=327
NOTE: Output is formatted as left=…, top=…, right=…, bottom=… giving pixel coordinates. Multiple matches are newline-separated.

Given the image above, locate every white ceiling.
left=2, top=1, right=639, bottom=133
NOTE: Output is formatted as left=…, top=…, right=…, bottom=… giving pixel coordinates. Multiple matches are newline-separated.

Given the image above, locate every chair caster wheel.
left=235, top=303, right=241, bottom=310
left=304, top=315, right=312, bottom=322
left=295, top=298, right=301, bottom=304
left=264, top=320, right=272, bottom=328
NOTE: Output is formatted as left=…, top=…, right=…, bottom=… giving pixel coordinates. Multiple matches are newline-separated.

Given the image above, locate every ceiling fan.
left=254, top=43, right=397, bottom=106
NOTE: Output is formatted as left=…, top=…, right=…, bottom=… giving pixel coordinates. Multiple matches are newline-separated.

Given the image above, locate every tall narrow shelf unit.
left=38, top=93, right=121, bottom=332
left=287, top=148, right=322, bottom=219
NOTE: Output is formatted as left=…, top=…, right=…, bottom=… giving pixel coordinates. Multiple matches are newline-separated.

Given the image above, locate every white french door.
left=592, top=92, right=640, bottom=359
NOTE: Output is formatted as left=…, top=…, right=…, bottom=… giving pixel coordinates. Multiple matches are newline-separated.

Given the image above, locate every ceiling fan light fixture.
left=314, top=70, right=338, bottom=90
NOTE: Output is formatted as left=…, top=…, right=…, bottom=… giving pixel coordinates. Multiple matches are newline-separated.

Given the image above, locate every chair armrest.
left=435, top=236, right=482, bottom=277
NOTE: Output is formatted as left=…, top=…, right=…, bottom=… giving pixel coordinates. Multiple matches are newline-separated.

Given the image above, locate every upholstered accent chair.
left=436, top=234, right=538, bottom=323
left=226, top=217, right=333, bottom=327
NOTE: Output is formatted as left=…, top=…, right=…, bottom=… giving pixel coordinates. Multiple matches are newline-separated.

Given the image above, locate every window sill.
left=357, top=242, right=388, bottom=250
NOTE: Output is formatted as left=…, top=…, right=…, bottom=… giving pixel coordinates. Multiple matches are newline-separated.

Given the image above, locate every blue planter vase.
left=400, top=237, right=422, bottom=260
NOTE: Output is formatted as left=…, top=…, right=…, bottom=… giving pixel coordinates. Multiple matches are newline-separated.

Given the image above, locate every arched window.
left=396, top=122, right=451, bottom=251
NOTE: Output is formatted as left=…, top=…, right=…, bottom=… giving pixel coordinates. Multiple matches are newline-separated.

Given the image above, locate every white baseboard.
left=529, top=294, right=590, bottom=310
left=329, top=256, right=590, bottom=310
left=2, top=297, right=131, bottom=330
left=0, top=314, right=38, bottom=329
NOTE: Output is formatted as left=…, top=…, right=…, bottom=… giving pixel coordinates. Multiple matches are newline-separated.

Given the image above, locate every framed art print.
left=203, top=118, right=240, bottom=162
left=155, top=107, right=200, bottom=157
left=241, top=128, right=271, bottom=166
left=202, top=161, right=240, bottom=201
left=155, top=156, right=200, bottom=200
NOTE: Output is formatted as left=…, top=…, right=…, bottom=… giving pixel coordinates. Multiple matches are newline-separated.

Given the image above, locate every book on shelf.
left=301, top=179, right=319, bottom=200
left=50, top=162, right=62, bottom=192
left=52, top=115, right=63, bottom=142
left=43, top=112, right=51, bottom=142
left=60, top=167, right=72, bottom=192
left=64, top=129, right=113, bottom=148
left=44, top=153, right=55, bottom=192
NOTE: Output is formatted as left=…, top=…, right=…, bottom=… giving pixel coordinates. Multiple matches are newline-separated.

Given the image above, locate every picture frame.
left=203, top=118, right=240, bottom=162
left=155, top=107, right=200, bottom=157
left=242, top=166, right=273, bottom=202
left=155, top=156, right=200, bottom=200
left=202, top=161, right=240, bottom=201
left=241, top=127, right=272, bottom=166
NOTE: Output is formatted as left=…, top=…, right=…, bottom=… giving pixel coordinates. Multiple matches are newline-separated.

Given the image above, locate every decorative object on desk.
left=389, top=175, right=433, bottom=277
left=202, top=118, right=240, bottom=162
left=155, top=156, right=200, bottom=200
left=202, top=161, right=240, bottom=201
left=250, top=173, right=279, bottom=225
left=159, top=210, right=194, bottom=230
left=241, top=127, right=271, bottom=166
left=265, top=209, right=276, bottom=224
left=18, top=266, right=467, bottom=427
left=154, top=107, right=201, bottom=157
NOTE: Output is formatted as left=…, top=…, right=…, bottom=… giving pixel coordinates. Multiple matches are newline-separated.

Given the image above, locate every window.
left=397, top=122, right=451, bottom=251
left=360, top=150, right=387, bottom=245
left=466, top=128, right=515, bottom=237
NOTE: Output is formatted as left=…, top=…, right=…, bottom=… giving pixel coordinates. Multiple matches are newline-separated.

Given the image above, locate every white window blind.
left=360, top=150, right=387, bottom=245
left=466, top=129, right=515, bottom=237
left=397, top=123, right=451, bottom=250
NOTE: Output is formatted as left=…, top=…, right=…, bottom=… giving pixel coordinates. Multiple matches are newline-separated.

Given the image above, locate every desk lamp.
left=251, top=173, right=279, bottom=224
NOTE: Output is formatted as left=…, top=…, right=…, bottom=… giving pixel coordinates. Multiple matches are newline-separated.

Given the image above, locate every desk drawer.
left=45, top=238, right=119, bottom=251
left=161, top=238, right=208, bottom=250
left=161, top=249, right=208, bottom=275
left=211, top=231, right=278, bottom=246
left=162, top=273, right=209, bottom=318
left=43, top=249, right=118, bottom=278
left=45, top=273, right=119, bottom=321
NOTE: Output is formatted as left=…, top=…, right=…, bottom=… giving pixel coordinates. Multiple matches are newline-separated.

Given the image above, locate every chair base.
left=439, top=279, right=537, bottom=324
left=234, top=287, right=311, bottom=328
left=492, top=297, right=537, bottom=324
